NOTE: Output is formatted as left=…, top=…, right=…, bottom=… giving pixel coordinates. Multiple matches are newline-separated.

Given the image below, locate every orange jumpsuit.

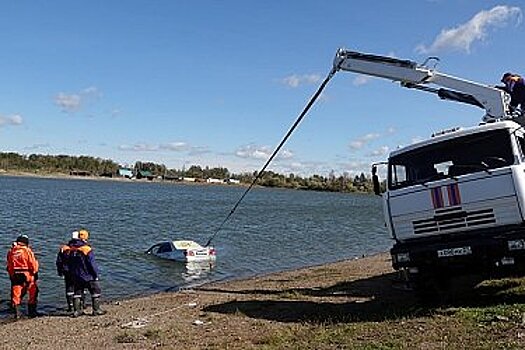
left=7, top=242, right=39, bottom=306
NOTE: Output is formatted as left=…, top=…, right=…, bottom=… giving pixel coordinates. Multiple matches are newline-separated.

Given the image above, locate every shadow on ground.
left=200, top=272, right=525, bottom=324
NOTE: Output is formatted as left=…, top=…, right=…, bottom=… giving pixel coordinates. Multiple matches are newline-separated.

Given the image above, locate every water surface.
left=0, top=176, right=391, bottom=312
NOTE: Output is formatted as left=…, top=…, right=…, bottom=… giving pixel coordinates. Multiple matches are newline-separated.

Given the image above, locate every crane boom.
left=333, top=49, right=512, bottom=121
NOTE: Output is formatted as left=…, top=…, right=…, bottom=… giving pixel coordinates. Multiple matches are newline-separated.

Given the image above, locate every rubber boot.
left=28, top=304, right=40, bottom=318
left=72, top=297, right=83, bottom=318
left=66, top=295, right=74, bottom=313
left=13, top=305, right=22, bottom=319
left=80, top=291, right=86, bottom=311
left=91, top=297, right=106, bottom=316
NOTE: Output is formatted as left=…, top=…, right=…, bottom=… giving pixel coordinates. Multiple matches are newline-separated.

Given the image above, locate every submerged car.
left=146, top=240, right=216, bottom=263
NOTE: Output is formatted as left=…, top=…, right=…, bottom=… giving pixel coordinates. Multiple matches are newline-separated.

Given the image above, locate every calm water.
left=0, top=175, right=391, bottom=312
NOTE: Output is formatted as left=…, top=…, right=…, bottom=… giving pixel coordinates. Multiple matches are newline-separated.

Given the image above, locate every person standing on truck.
left=67, top=229, right=106, bottom=317
left=501, top=73, right=525, bottom=113
left=6, top=234, right=40, bottom=319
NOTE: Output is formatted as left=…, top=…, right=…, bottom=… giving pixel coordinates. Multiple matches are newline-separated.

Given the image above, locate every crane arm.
left=333, top=49, right=511, bottom=121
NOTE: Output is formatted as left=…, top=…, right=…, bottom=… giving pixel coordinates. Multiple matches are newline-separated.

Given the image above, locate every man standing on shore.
left=6, top=234, right=40, bottom=319
left=56, top=230, right=79, bottom=313
left=67, top=229, right=106, bottom=317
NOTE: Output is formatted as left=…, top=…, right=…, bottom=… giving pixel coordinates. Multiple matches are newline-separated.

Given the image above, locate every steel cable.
left=205, top=66, right=338, bottom=247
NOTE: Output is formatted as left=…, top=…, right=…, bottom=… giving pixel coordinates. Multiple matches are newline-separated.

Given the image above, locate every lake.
left=0, top=175, right=391, bottom=313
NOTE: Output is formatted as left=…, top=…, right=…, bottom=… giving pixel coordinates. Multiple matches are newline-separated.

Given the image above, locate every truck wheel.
left=413, top=272, right=450, bottom=304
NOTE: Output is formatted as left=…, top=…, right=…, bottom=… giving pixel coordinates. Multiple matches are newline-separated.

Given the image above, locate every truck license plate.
left=437, top=246, right=472, bottom=258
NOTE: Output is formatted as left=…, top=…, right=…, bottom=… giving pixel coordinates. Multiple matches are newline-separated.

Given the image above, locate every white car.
left=146, top=240, right=216, bottom=263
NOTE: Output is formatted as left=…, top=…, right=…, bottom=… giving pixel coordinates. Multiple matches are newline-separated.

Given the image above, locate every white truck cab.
left=386, top=120, right=525, bottom=287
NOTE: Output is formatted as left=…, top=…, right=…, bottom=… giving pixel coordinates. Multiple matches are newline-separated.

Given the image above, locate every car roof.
left=172, top=240, right=204, bottom=250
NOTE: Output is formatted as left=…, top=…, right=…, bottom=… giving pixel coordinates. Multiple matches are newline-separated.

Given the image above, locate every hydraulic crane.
left=332, top=49, right=513, bottom=122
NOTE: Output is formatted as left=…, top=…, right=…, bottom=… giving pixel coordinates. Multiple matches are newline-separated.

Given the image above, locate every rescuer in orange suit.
left=6, top=234, right=40, bottom=319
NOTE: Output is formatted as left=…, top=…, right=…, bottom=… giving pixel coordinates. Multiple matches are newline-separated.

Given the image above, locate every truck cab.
left=387, top=120, right=525, bottom=287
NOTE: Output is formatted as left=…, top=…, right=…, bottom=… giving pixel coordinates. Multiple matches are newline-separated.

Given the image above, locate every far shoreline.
left=0, top=170, right=248, bottom=187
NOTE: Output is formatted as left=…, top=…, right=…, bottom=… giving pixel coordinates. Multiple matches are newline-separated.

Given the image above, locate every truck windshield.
left=388, top=129, right=514, bottom=190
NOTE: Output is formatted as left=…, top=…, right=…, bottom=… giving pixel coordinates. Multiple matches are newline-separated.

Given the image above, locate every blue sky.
left=1, top=1, right=524, bottom=176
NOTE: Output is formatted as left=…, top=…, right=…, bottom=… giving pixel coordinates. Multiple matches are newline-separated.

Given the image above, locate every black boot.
left=66, top=295, right=74, bottom=313
left=91, top=297, right=106, bottom=316
left=28, top=304, right=40, bottom=318
left=72, top=297, right=83, bottom=318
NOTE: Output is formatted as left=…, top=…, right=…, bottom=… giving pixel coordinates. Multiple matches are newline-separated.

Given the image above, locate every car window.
left=157, top=242, right=173, bottom=253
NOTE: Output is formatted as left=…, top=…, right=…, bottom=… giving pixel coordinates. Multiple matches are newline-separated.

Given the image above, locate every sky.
left=1, top=1, right=524, bottom=177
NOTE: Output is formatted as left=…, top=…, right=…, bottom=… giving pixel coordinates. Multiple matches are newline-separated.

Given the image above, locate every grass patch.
left=454, top=303, right=525, bottom=324
left=258, top=306, right=525, bottom=350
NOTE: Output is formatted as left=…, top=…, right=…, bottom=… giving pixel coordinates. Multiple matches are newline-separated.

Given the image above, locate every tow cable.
left=205, top=65, right=339, bottom=247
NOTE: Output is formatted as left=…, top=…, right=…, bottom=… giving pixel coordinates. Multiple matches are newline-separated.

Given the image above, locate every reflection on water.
left=183, top=261, right=216, bottom=285
left=0, top=176, right=391, bottom=310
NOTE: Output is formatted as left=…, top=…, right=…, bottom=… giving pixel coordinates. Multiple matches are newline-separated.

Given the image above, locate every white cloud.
left=0, top=114, right=23, bottom=127
left=55, top=93, right=82, bottom=113
left=119, top=143, right=158, bottom=152
left=349, top=133, right=380, bottom=150
left=281, top=74, right=321, bottom=88
left=119, top=141, right=211, bottom=156
left=235, top=145, right=271, bottom=159
left=368, top=146, right=390, bottom=157
left=188, top=146, right=211, bottom=156
left=54, top=86, right=101, bottom=113
left=416, top=5, right=522, bottom=54
left=279, top=149, right=294, bottom=159
left=353, top=75, right=372, bottom=86
left=235, top=144, right=294, bottom=160
left=160, top=142, right=189, bottom=152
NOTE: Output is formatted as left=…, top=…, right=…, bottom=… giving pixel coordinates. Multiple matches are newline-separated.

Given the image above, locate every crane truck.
left=332, top=49, right=525, bottom=295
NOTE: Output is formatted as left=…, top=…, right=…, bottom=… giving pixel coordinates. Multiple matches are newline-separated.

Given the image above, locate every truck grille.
left=412, top=207, right=496, bottom=235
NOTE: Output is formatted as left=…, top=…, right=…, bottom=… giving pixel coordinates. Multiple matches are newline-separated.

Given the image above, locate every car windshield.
left=388, top=129, right=514, bottom=190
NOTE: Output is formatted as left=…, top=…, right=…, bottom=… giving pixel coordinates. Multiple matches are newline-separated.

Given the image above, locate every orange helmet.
left=78, top=229, right=89, bottom=241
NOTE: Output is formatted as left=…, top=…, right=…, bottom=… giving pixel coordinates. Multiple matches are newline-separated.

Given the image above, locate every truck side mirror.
left=372, top=165, right=381, bottom=196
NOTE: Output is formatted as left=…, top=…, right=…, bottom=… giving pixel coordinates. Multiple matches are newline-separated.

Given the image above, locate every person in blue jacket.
left=56, top=231, right=78, bottom=312
left=501, top=72, right=525, bottom=113
left=67, top=229, right=106, bottom=317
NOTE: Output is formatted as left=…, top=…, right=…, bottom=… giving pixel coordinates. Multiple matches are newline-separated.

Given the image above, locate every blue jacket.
left=66, top=239, right=99, bottom=282
left=505, top=77, right=525, bottom=109
left=56, top=239, right=76, bottom=276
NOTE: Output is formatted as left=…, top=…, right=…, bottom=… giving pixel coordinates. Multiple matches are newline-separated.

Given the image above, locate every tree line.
left=0, top=152, right=377, bottom=194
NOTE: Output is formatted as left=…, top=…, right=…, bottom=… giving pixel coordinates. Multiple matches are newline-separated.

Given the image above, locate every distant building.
left=183, top=177, right=196, bottom=182
left=226, top=178, right=240, bottom=184
left=206, top=178, right=223, bottom=184
left=118, top=168, right=133, bottom=178
left=136, top=170, right=154, bottom=180
left=163, top=174, right=181, bottom=181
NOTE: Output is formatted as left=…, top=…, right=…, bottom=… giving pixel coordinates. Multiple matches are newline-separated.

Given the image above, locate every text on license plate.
left=437, top=246, right=472, bottom=258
